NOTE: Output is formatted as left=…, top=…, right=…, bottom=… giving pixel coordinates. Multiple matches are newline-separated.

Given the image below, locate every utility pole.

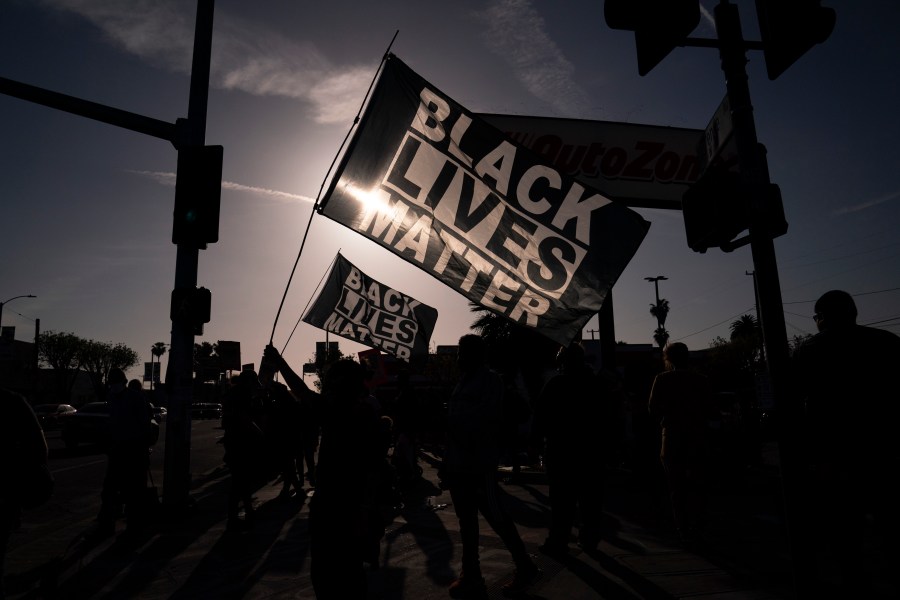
left=746, top=269, right=765, bottom=363
left=163, top=0, right=216, bottom=510
left=645, top=275, right=668, bottom=348
left=713, top=5, right=811, bottom=593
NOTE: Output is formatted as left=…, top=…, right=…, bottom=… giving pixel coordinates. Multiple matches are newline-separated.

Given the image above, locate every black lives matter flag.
left=302, top=253, right=437, bottom=360
left=318, top=55, right=650, bottom=346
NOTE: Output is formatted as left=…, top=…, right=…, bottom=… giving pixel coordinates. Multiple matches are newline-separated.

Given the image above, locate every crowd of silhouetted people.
left=3, top=289, right=898, bottom=599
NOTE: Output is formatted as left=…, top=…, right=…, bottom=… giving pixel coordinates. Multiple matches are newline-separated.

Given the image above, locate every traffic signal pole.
left=163, top=0, right=216, bottom=510
left=713, top=3, right=811, bottom=597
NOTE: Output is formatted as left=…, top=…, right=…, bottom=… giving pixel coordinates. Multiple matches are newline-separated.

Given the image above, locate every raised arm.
left=264, top=345, right=316, bottom=401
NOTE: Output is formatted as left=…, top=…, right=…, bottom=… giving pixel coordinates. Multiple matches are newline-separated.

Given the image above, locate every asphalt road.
left=8, top=418, right=226, bottom=562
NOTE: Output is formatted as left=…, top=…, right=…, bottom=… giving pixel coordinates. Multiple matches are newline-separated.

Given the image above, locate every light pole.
left=0, top=294, right=37, bottom=333
left=645, top=276, right=668, bottom=349
left=644, top=275, right=667, bottom=323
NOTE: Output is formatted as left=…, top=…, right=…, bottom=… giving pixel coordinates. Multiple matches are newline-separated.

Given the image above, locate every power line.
left=783, top=286, right=900, bottom=305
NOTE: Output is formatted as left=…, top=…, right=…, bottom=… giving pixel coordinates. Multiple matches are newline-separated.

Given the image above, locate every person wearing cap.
left=792, top=289, right=900, bottom=595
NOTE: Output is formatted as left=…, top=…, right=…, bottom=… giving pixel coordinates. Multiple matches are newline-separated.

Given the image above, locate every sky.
left=1, top=0, right=898, bottom=383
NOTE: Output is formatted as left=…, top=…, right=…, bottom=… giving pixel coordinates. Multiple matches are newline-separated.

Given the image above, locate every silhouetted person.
left=299, top=393, right=319, bottom=488
left=264, top=345, right=383, bottom=600
left=97, top=367, right=155, bottom=538
left=441, top=334, right=539, bottom=599
left=1, top=388, right=49, bottom=600
left=648, top=342, right=716, bottom=545
left=792, top=290, right=900, bottom=596
left=531, top=342, right=608, bottom=556
left=391, top=370, right=422, bottom=486
left=499, top=363, right=532, bottom=485
left=258, top=359, right=305, bottom=500
left=221, top=370, right=266, bottom=530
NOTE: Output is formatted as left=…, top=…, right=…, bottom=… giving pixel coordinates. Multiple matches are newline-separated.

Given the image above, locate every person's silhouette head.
left=322, top=359, right=367, bottom=403
left=556, top=342, right=585, bottom=372
left=663, top=342, right=690, bottom=371
left=813, top=290, right=857, bottom=331
left=237, top=369, right=261, bottom=390
left=457, top=334, right=486, bottom=374
left=108, top=367, right=127, bottom=392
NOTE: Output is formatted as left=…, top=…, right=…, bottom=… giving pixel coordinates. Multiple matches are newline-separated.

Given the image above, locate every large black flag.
left=318, top=54, right=650, bottom=346
left=302, top=253, right=437, bottom=360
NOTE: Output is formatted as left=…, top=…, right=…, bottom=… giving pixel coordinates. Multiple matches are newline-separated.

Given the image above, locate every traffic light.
left=682, top=169, right=748, bottom=253
left=170, top=286, right=212, bottom=335
left=605, top=0, right=700, bottom=76
left=682, top=169, right=787, bottom=253
left=172, top=145, right=223, bottom=247
left=755, top=0, right=835, bottom=80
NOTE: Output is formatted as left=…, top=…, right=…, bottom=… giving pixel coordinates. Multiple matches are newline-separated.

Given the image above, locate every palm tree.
left=649, top=298, right=670, bottom=327
left=730, top=314, right=763, bottom=368
left=653, top=327, right=670, bottom=349
left=151, top=342, right=167, bottom=390
left=729, top=314, right=759, bottom=341
left=649, top=298, right=670, bottom=349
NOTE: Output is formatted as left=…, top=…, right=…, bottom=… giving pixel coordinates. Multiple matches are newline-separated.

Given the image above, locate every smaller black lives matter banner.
left=302, top=253, right=438, bottom=360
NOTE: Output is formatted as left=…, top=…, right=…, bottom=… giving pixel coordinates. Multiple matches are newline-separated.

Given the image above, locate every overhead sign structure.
left=143, top=362, right=160, bottom=383
left=302, top=252, right=438, bottom=360
left=698, top=95, right=738, bottom=174
left=215, top=340, right=242, bottom=372
left=479, top=113, right=704, bottom=209
left=318, top=55, right=650, bottom=346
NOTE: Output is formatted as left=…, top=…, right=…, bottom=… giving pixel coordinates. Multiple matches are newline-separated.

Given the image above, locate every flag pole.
left=267, top=31, right=399, bottom=347
left=280, top=250, right=340, bottom=353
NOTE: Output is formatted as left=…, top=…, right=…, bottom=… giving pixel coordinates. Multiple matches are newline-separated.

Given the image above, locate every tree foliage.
left=649, top=299, right=670, bottom=347
left=649, top=298, right=670, bottom=327
left=37, top=330, right=139, bottom=402
left=152, top=341, right=167, bottom=360
left=79, top=340, right=139, bottom=400
left=306, top=346, right=348, bottom=392
left=38, top=331, right=83, bottom=401
left=193, top=341, right=221, bottom=383
left=653, top=327, right=670, bottom=349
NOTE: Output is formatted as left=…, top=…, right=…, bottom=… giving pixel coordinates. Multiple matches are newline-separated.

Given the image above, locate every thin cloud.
left=476, top=0, right=591, bottom=117
left=38, top=0, right=372, bottom=124
left=832, top=190, right=900, bottom=216
left=221, top=180, right=316, bottom=204
left=128, top=170, right=314, bottom=204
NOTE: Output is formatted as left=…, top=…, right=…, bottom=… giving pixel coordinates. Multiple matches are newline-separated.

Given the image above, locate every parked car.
left=60, top=401, right=159, bottom=449
left=191, top=402, right=223, bottom=420
left=33, top=403, right=77, bottom=430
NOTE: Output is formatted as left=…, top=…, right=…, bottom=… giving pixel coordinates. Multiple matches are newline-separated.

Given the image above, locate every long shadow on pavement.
left=168, top=492, right=309, bottom=599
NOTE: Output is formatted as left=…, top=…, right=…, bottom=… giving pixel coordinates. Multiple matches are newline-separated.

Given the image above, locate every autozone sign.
left=478, top=113, right=704, bottom=210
